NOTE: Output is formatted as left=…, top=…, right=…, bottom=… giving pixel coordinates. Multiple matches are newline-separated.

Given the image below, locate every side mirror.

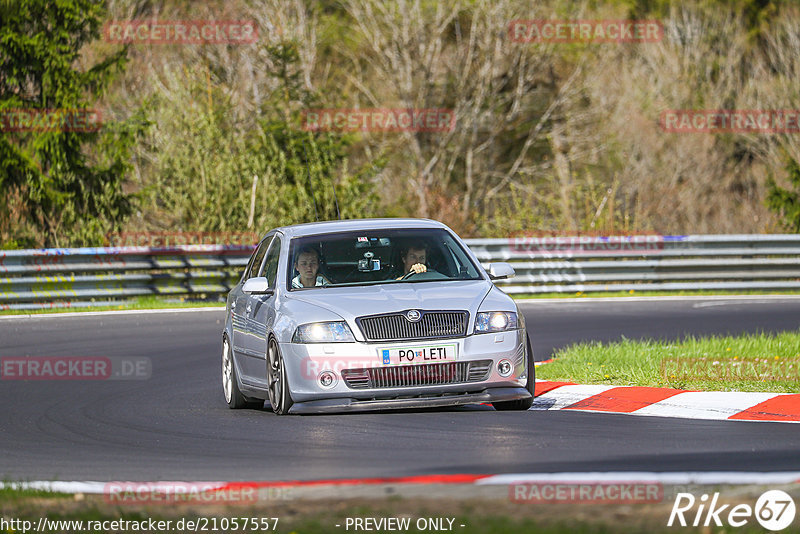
left=487, top=262, right=515, bottom=280
left=242, top=276, right=273, bottom=295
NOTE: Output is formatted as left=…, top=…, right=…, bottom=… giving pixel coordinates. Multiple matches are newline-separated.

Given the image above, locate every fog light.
left=497, top=359, right=513, bottom=377
left=318, top=371, right=337, bottom=388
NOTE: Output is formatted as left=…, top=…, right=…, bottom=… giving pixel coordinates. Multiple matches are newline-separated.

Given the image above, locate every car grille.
left=357, top=311, right=468, bottom=341
left=341, top=360, right=493, bottom=389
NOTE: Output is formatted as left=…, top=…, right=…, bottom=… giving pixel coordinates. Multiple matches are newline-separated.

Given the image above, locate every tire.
left=493, top=333, right=535, bottom=411
left=222, top=336, right=263, bottom=409
left=267, top=338, right=294, bottom=415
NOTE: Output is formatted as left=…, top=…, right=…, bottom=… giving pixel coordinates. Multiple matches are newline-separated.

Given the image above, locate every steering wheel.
left=400, top=270, right=447, bottom=281
left=400, top=270, right=420, bottom=281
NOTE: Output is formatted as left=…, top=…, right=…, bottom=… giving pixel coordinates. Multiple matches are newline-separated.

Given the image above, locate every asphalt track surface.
left=0, top=297, right=799, bottom=481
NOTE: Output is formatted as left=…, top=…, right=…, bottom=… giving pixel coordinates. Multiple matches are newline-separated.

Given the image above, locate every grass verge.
left=0, top=488, right=784, bottom=534
left=537, top=331, right=800, bottom=393
left=0, top=296, right=224, bottom=316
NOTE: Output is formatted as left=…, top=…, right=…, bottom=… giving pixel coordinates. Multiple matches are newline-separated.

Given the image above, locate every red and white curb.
left=0, top=475, right=495, bottom=495
left=5, top=472, right=800, bottom=495
left=533, top=381, right=800, bottom=422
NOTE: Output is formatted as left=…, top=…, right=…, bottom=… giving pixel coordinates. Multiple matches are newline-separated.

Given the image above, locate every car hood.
left=287, top=280, right=493, bottom=338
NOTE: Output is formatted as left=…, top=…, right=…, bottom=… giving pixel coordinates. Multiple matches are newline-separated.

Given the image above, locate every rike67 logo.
left=668, top=490, right=796, bottom=531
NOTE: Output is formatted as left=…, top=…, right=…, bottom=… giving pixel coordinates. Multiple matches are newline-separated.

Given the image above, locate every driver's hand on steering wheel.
left=409, top=263, right=427, bottom=274
left=396, top=263, right=427, bottom=280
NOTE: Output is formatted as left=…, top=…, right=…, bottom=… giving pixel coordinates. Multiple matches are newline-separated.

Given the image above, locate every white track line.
left=5, top=294, right=800, bottom=319
left=477, top=472, right=800, bottom=485
left=5, top=472, right=799, bottom=493
left=516, top=295, right=800, bottom=304
left=0, top=481, right=228, bottom=494
left=0, top=307, right=225, bottom=319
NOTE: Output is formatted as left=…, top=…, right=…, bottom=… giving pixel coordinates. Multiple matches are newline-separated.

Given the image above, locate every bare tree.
left=338, top=0, right=598, bottom=233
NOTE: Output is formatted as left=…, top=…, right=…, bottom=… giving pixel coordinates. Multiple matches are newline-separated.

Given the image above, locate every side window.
left=262, top=236, right=282, bottom=287
left=246, top=237, right=272, bottom=280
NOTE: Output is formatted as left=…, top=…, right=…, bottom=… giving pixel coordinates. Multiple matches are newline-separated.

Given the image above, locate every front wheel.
left=222, top=336, right=262, bottom=409
left=493, top=333, right=535, bottom=411
left=267, top=338, right=294, bottom=415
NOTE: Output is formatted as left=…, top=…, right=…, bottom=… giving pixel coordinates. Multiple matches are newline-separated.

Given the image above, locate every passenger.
left=291, top=246, right=330, bottom=288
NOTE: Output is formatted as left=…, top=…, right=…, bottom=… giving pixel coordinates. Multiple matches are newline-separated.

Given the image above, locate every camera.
left=358, top=251, right=381, bottom=271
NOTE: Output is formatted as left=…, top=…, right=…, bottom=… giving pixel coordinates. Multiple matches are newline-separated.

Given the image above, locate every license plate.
left=379, top=344, right=457, bottom=366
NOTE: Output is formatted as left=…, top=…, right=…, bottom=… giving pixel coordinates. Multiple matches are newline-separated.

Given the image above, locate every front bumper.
left=280, top=328, right=528, bottom=408
left=288, top=387, right=530, bottom=414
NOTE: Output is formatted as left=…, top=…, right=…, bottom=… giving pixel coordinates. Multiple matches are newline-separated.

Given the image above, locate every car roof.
left=267, top=218, right=450, bottom=240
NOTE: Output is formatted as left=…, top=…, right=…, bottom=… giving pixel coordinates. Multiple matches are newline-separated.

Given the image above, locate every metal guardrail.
left=0, top=245, right=252, bottom=310
left=1, top=235, right=799, bottom=310
left=471, top=234, right=800, bottom=294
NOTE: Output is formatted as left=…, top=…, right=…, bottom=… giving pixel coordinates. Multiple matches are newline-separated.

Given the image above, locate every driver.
left=396, top=244, right=429, bottom=280
left=292, top=246, right=330, bottom=288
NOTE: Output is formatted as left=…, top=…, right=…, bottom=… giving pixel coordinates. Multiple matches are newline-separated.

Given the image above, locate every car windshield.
left=287, top=228, right=482, bottom=290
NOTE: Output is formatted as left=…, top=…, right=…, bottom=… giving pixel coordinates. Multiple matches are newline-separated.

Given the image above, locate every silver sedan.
left=221, top=218, right=534, bottom=414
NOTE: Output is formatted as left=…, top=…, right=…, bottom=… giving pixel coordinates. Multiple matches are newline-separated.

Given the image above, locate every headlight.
left=474, top=311, right=518, bottom=333
left=292, top=321, right=355, bottom=343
